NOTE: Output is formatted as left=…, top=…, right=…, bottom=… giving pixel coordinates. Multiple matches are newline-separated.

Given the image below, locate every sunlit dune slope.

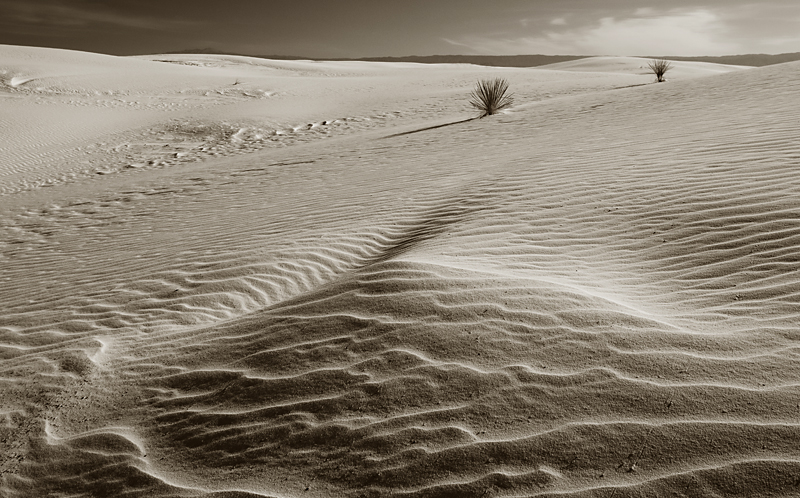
left=2, top=46, right=800, bottom=497
left=541, top=55, right=750, bottom=80
left=1, top=46, right=654, bottom=195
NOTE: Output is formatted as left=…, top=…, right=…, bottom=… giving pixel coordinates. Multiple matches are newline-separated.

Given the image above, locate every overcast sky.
left=2, top=0, right=799, bottom=58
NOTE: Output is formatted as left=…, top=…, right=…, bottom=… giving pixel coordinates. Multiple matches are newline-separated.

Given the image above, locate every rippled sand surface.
left=3, top=45, right=800, bottom=497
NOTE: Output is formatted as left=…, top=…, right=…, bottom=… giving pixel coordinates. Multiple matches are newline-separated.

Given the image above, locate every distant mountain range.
left=166, top=49, right=800, bottom=68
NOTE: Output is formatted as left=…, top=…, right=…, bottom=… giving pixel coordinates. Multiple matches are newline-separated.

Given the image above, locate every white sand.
left=2, top=45, right=800, bottom=497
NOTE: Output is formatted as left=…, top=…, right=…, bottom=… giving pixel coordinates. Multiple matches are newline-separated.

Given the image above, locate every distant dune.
left=358, top=52, right=800, bottom=68
left=167, top=48, right=586, bottom=67
left=3, top=45, right=800, bottom=497
left=540, top=56, right=751, bottom=78
left=169, top=48, right=800, bottom=68
left=653, top=52, right=800, bottom=67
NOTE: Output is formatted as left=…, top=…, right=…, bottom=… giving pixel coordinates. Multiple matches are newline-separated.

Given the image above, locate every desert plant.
left=469, top=78, right=513, bottom=117
left=648, top=59, right=673, bottom=82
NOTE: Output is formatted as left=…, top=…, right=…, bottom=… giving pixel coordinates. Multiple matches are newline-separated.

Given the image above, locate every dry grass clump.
left=648, top=59, right=673, bottom=82
left=469, top=78, right=513, bottom=117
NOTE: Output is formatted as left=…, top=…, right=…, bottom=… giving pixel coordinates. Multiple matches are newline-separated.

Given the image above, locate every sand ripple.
left=3, top=52, right=800, bottom=496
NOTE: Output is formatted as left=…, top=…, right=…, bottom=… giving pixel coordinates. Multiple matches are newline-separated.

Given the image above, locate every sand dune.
left=3, top=46, right=800, bottom=496
left=541, top=56, right=750, bottom=79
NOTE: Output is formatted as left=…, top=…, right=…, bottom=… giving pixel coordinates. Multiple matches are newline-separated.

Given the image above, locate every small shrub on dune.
left=648, top=59, right=673, bottom=82
left=469, top=78, right=513, bottom=117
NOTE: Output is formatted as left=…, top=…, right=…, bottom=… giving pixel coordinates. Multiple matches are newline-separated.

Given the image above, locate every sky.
left=2, top=0, right=800, bottom=58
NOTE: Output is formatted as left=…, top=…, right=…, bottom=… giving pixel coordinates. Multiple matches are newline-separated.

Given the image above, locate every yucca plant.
left=648, top=59, right=673, bottom=82
left=469, top=78, right=513, bottom=117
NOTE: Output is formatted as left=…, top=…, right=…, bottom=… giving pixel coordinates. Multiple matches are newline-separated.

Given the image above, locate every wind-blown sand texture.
left=2, top=45, right=800, bottom=497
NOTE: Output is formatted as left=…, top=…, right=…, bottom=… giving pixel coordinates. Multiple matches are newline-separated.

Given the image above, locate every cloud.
left=0, top=0, right=199, bottom=32
left=716, top=2, right=800, bottom=53
left=447, top=8, right=742, bottom=56
left=440, top=37, right=475, bottom=50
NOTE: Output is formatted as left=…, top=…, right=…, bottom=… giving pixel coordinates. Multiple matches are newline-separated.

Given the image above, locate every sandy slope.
left=3, top=47, right=800, bottom=497
left=541, top=56, right=749, bottom=79
left=0, top=45, right=661, bottom=195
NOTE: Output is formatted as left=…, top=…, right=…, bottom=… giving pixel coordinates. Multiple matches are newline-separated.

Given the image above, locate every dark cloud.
left=0, top=0, right=205, bottom=53
left=1, top=1, right=198, bottom=30
left=1, top=0, right=799, bottom=57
